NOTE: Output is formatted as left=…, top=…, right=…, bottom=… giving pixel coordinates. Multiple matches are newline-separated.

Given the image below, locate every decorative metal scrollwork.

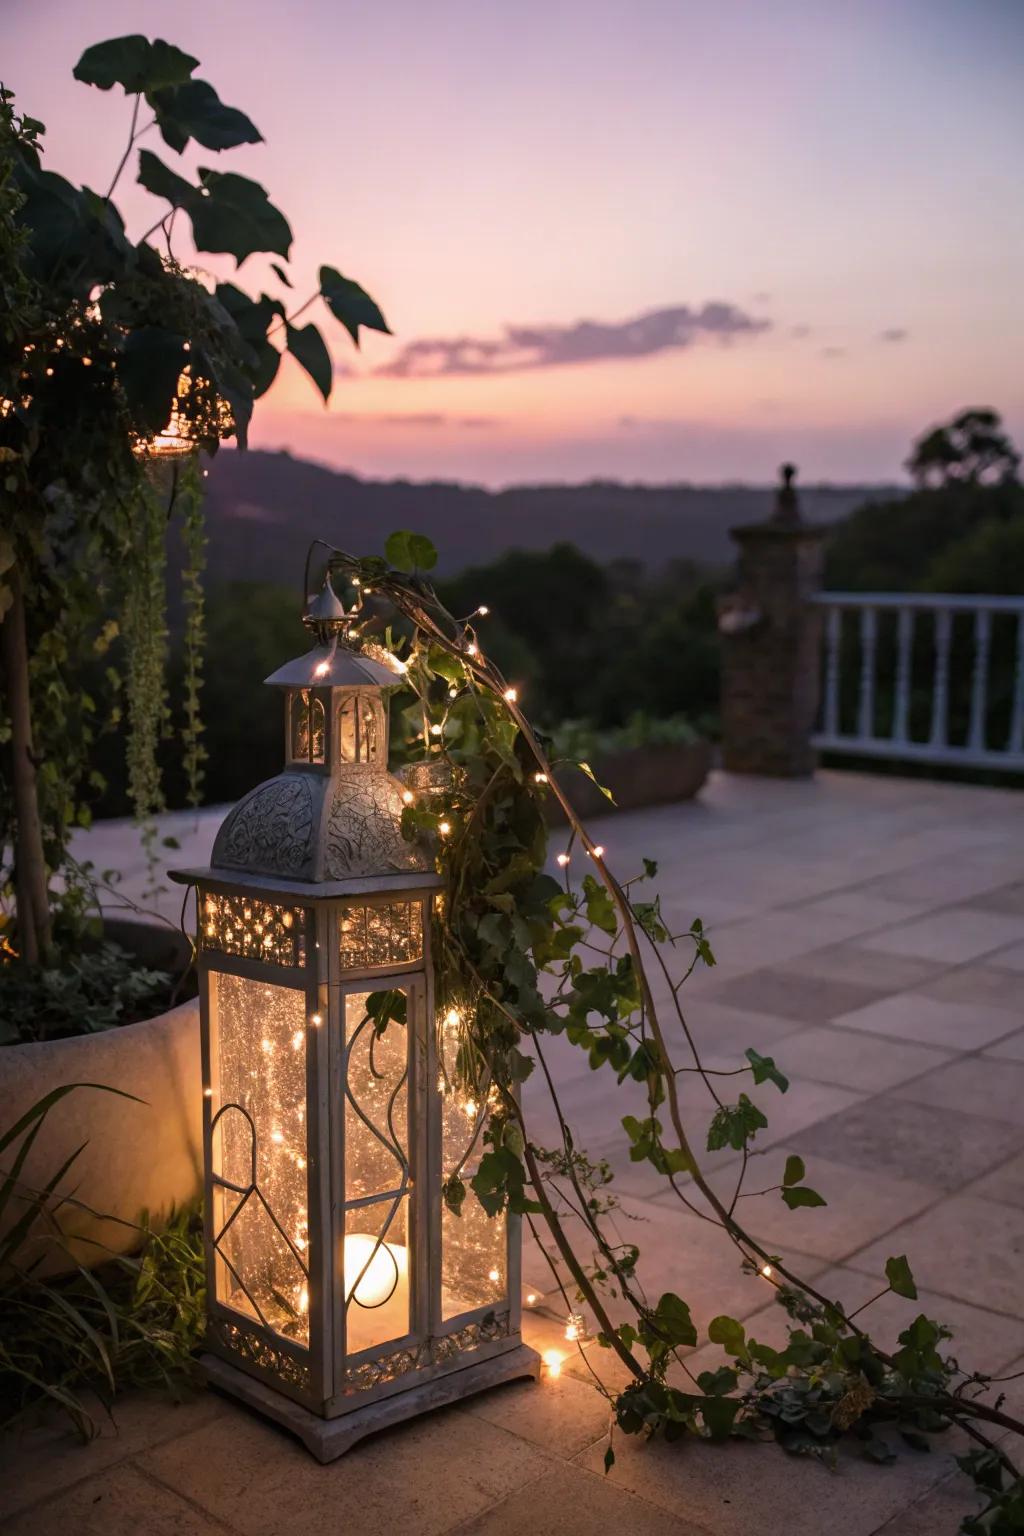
left=209, top=1317, right=311, bottom=1391
left=344, top=1311, right=514, bottom=1392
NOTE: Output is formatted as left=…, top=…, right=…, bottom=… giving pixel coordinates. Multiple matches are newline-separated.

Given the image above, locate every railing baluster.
left=857, top=606, right=877, bottom=740
left=1009, top=614, right=1024, bottom=756
left=967, top=608, right=992, bottom=753
left=929, top=608, right=952, bottom=750
left=893, top=607, right=913, bottom=743
left=823, top=606, right=841, bottom=737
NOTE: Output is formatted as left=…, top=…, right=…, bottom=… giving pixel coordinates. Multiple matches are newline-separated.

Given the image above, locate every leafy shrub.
left=0, top=942, right=169, bottom=1046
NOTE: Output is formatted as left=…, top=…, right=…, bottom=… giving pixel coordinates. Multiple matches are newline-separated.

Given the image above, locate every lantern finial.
left=303, top=573, right=349, bottom=644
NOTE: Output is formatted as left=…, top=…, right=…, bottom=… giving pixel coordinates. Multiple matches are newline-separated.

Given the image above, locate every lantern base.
left=200, top=1344, right=542, bottom=1463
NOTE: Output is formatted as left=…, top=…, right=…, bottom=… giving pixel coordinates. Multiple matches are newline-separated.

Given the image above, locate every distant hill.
left=199, top=449, right=902, bottom=586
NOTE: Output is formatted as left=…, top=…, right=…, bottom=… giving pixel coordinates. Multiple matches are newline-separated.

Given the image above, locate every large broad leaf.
left=385, top=529, right=438, bottom=573
left=137, top=148, right=195, bottom=209
left=118, top=326, right=188, bottom=433
left=286, top=322, right=333, bottom=401
left=320, top=265, right=391, bottom=346
left=74, top=35, right=198, bottom=93
left=14, top=160, right=133, bottom=294
left=148, top=79, right=263, bottom=153
left=192, top=169, right=292, bottom=263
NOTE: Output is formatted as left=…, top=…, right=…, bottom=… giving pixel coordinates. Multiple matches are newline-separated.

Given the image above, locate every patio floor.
left=5, top=768, right=1024, bottom=1534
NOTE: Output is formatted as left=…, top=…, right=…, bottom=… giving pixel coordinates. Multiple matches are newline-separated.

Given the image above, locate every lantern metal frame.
left=171, top=591, right=538, bottom=1460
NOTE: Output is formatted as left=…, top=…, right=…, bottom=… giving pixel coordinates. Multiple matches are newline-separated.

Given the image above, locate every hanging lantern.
left=171, top=574, right=538, bottom=1460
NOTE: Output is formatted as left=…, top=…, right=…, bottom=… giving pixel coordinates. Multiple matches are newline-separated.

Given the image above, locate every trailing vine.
left=179, top=455, right=207, bottom=811
left=121, top=473, right=170, bottom=896
left=311, top=535, right=1024, bottom=1533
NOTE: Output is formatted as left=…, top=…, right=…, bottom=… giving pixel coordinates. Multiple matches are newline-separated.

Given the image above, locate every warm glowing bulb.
left=298, top=1285, right=309, bottom=1314
left=542, top=1349, right=564, bottom=1377
left=591, top=845, right=605, bottom=858
left=488, top=1267, right=500, bottom=1282
left=463, top=1099, right=478, bottom=1119
left=402, top=789, right=414, bottom=804
left=448, top=686, right=458, bottom=698
left=292, top=1030, right=304, bottom=1051
left=271, top=1129, right=284, bottom=1144
left=438, top=820, right=451, bottom=836
left=467, top=643, right=478, bottom=656
left=534, top=772, right=548, bottom=783
left=503, top=687, right=517, bottom=702
left=430, top=723, right=442, bottom=736
left=565, top=1311, right=585, bottom=1342
left=761, top=1263, right=773, bottom=1278
left=311, top=1012, right=323, bottom=1027
left=477, top=605, right=489, bottom=616
left=261, top=1038, right=272, bottom=1053
left=556, top=853, right=570, bottom=867
left=314, top=661, right=330, bottom=677
left=344, top=1232, right=408, bottom=1308
left=205, top=923, right=215, bottom=937
left=445, top=1009, right=461, bottom=1027
left=526, top=1292, right=537, bottom=1306
left=203, top=1087, right=213, bottom=1098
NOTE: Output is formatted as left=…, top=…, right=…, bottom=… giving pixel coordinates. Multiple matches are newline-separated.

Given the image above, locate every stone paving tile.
left=785, top=943, right=945, bottom=993
left=673, top=1146, right=943, bottom=1263
left=964, top=881, right=1024, bottom=917
left=460, top=1369, right=613, bottom=1460
left=858, top=907, right=1024, bottom=964
left=704, top=968, right=888, bottom=1026
left=667, top=997, right=810, bottom=1056
left=785, top=1094, right=1024, bottom=1190
left=895, top=1056, right=1024, bottom=1126
left=830, top=993, right=1018, bottom=1049
left=455, top=1461, right=708, bottom=1536
left=847, top=1195, right=1024, bottom=1318
left=985, top=1029, right=1024, bottom=1063
left=871, top=1469, right=983, bottom=1534
left=919, top=962, right=1024, bottom=1012
left=0, top=1389, right=226, bottom=1523
left=966, top=1151, right=1024, bottom=1210
left=143, top=1401, right=554, bottom=1536
left=575, top=1427, right=968, bottom=1536
left=856, top=859, right=1023, bottom=908
left=782, top=890, right=929, bottom=930
left=781, top=1026, right=954, bottom=1093
left=6, top=1463, right=231, bottom=1536
left=989, top=941, right=1024, bottom=972
left=700, top=909, right=894, bottom=977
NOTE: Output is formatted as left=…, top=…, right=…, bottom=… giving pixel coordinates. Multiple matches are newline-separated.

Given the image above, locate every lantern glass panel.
left=210, top=972, right=310, bottom=1343
left=344, top=1198, right=409, bottom=1355
left=338, top=695, right=358, bottom=762
left=289, top=689, right=325, bottom=763
left=438, top=1019, right=506, bottom=1319
left=344, top=989, right=408, bottom=1202
left=201, top=892, right=306, bottom=966
left=338, top=900, right=423, bottom=970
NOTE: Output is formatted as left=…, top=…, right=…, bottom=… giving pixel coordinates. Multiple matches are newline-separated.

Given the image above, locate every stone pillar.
left=718, top=465, right=825, bottom=777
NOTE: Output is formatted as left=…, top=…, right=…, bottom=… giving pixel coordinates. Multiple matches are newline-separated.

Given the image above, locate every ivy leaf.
left=885, top=1254, right=918, bottom=1300
left=781, top=1185, right=827, bottom=1209
left=706, top=1094, right=768, bottom=1152
left=708, top=1315, right=746, bottom=1357
left=192, top=169, right=292, bottom=263
left=286, top=322, right=333, bottom=401
left=74, top=35, right=198, bottom=93
left=148, top=79, right=263, bottom=153
left=442, top=1174, right=465, bottom=1216
left=653, top=1292, right=697, bottom=1348
left=782, top=1155, right=805, bottom=1187
left=320, top=265, right=391, bottom=346
left=582, top=874, right=617, bottom=937
left=385, top=530, right=438, bottom=573
left=697, top=1366, right=739, bottom=1396
left=365, top=989, right=407, bottom=1035
left=700, top=1395, right=741, bottom=1441
left=578, top=761, right=616, bottom=804
left=745, top=1047, right=789, bottom=1093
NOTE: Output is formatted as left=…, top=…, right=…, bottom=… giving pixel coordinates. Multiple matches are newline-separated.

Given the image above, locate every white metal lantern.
left=171, top=576, right=538, bottom=1460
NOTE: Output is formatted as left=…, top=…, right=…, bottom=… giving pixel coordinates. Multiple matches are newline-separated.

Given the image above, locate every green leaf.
left=582, top=873, right=617, bottom=937
left=74, top=35, right=198, bottom=93
left=781, top=1185, right=827, bottom=1209
left=192, top=169, right=292, bottom=264
left=578, top=761, right=616, bottom=804
left=707, top=1315, right=746, bottom=1357
left=706, top=1094, right=767, bottom=1152
left=885, top=1254, right=918, bottom=1300
left=137, top=148, right=195, bottom=207
left=745, top=1047, right=789, bottom=1093
left=442, top=1174, right=465, bottom=1216
left=653, top=1292, right=697, bottom=1348
left=149, top=79, right=262, bottom=153
left=286, top=322, right=333, bottom=401
left=700, top=1395, right=741, bottom=1441
left=364, top=989, right=407, bottom=1034
left=697, top=1366, right=739, bottom=1396
left=782, top=1154, right=805, bottom=1188
left=603, top=1444, right=615, bottom=1474
left=320, top=265, right=391, bottom=346
left=385, top=530, right=438, bottom=573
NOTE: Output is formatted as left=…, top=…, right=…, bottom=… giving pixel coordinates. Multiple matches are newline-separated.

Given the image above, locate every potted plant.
left=547, top=712, right=712, bottom=820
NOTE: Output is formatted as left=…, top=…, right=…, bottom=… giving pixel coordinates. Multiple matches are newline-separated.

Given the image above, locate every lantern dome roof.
left=209, top=765, right=432, bottom=884
left=264, top=644, right=400, bottom=690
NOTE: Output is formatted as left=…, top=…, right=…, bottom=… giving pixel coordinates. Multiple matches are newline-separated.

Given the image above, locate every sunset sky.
left=7, top=0, right=1023, bottom=485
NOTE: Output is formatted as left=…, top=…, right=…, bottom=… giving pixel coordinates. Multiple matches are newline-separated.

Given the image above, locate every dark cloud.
left=879, top=327, right=908, bottom=343
left=377, top=302, right=771, bottom=379
left=329, top=412, right=500, bottom=429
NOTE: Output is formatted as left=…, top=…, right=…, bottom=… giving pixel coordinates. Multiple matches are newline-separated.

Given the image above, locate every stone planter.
left=549, top=738, right=712, bottom=821
left=0, top=978, right=202, bottom=1277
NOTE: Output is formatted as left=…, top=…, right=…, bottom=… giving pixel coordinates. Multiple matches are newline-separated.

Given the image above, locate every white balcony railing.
left=811, top=593, right=1024, bottom=772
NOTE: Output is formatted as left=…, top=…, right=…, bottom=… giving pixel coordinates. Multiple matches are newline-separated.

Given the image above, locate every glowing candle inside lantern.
left=343, top=1232, right=410, bottom=1353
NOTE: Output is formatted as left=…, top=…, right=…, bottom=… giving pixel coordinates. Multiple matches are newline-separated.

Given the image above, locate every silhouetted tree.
left=906, top=408, right=1020, bottom=488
